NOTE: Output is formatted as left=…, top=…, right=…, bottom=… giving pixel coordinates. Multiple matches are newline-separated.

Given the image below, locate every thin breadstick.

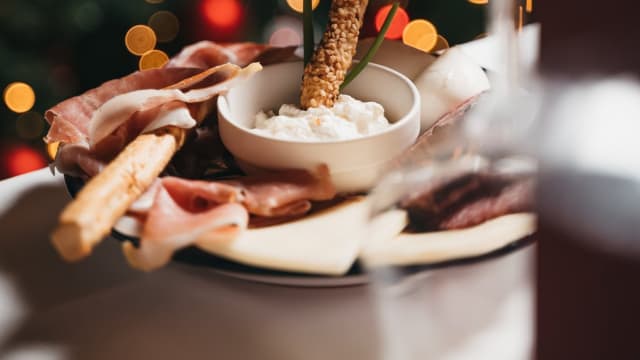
left=300, top=0, right=369, bottom=109
left=52, top=127, right=185, bottom=261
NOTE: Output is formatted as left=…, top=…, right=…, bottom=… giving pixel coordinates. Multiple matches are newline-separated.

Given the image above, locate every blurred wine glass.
left=359, top=0, right=540, bottom=359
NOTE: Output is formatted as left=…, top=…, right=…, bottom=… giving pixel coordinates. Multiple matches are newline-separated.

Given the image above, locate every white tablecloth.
left=0, top=169, right=534, bottom=360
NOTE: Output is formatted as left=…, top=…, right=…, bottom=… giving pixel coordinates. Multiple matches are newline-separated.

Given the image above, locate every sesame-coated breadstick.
left=300, top=0, right=369, bottom=109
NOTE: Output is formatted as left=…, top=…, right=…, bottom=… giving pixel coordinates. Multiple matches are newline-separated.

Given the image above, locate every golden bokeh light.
left=16, top=111, right=45, bottom=139
left=433, top=35, right=450, bottom=52
left=518, top=5, right=524, bottom=31
left=3, top=82, right=36, bottom=113
left=46, top=141, right=60, bottom=160
left=286, top=0, right=320, bottom=13
left=125, top=25, right=157, bottom=56
left=139, top=49, right=169, bottom=70
left=468, top=0, right=488, bottom=4
left=402, top=19, right=438, bottom=53
left=148, top=11, right=180, bottom=43
left=526, top=0, right=533, bottom=13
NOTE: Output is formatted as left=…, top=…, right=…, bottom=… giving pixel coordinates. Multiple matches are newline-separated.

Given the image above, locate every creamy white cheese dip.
left=252, top=95, right=390, bottom=141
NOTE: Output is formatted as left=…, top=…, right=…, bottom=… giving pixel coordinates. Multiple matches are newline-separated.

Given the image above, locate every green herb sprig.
left=340, top=2, right=399, bottom=90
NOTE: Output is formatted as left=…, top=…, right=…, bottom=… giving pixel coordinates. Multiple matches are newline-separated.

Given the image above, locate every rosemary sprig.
left=303, top=0, right=314, bottom=65
left=340, top=1, right=399, bottom=90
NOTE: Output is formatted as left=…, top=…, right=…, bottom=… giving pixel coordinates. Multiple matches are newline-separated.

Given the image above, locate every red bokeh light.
left=375, top=4, right=410, bottom=39
left=2, top=145, right=47, bottom=178
left=202, top=0, right=243, bottom=30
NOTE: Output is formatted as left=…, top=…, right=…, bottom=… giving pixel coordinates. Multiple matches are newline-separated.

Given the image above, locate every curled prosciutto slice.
left=45, top=67, right=203, bottom=145
left=167, top=41, right=270, bottom=69
left=123, top=185, right=249, bottom=271
left=89, top=62, right=262, bottom=146
left=222, top=165, right=336, bottom=217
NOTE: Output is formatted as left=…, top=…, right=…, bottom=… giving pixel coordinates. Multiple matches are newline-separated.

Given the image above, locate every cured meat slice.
left=167, top=41, right=271, bottom=69
left=44, top=67, right=203, bottom=145
left=401, top=173, right=534, bottom=231
left=89, top=62, right=261, bottom=146
left=221, top=165, right=336, bottom=217
left=123, top=185, right=249, bottom=271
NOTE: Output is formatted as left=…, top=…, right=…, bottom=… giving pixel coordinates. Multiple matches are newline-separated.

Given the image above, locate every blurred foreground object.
left=536, top=1, right=640, bottom=358
left=535, top=78, right=640, bottom=360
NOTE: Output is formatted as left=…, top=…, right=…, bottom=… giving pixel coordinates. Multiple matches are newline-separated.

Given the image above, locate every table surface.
left=0, top=169, right=534, bottom=360
left=0, top=26, right=539, bottom=360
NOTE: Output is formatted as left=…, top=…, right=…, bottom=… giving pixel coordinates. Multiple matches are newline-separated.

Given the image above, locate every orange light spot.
left=518, top=5, right=524, bottom=31
left=402, top=19, right=438, bottom=53
left=16, top=111, right=45, bottom=139
left=148, top=11, right=180, bottom=43
left=6, top=146, right=47, bottom=177
left=203, top=0, right=243, bottom=30
left=375, top=4, right=409, bottom=40
left=286, top=0, right=320, bottom=13
left=3, top=82, right=36, bottom=113
left=139, top=49, right=169, bottom=70
left=468, top=0, right=488, bottom=4
left=526, top=0, right=533, bottom=13
left=46, top=141, right=60, bottom=160
left=125, top=25, right=157, bottom=56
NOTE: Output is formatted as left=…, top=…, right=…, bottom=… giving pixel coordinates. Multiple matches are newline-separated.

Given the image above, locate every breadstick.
left=300, top=0, right=369, bottom=109
left=52, top=127, right=185, bottom=261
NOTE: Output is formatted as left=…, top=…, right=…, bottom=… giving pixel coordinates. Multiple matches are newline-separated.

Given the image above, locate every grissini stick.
left=300, top=0, right=369, bottom=109
left=51, top=62, right=263, bottom=261
left=52, top=127, right=185, bottom=261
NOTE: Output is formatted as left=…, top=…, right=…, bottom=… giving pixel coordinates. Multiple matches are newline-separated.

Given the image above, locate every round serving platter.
left=64, top=175, right=534, bottom=287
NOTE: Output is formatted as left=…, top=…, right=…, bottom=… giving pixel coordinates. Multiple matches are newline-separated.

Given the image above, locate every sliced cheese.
left=362, top=212, right=536, bottom=267
left=196, top=197, right=370, bottom=276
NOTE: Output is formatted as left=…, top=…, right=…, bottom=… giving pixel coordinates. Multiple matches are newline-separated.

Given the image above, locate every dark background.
left=0, top=0, right=499, bottom=178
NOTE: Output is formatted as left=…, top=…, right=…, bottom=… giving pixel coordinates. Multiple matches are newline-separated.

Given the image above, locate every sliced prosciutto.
left=123, top=185, right=249, bottom=271
left=44, top=67, right=203, bottom=146
left=88, top=62, right=261, bottom=146
left=221, top=165, right=336, bottom=217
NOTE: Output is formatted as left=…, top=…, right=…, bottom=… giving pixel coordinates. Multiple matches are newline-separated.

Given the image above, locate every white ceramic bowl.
left=217, top=61, right=420, bottom=193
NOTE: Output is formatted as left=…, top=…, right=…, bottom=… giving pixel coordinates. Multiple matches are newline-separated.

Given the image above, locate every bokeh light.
left=125, top=25, right=157, bottom=56
left=526, top=0, right=533, bottom=12
left=402, top=19, right=438, bottom=52
left=139, top=50, right=169, bottom=70
left=202, top=0, right=243, bottom=30
left=518, top=5, right=524, bottom=30
left=468, top=0, right=488, bottom=4
left=16, top=111, right=45, bottom=139
left=269, top=27, right=302, bottom=47
left=3, top=82, right=36, bottom=113
left=375, top=4, right=409, bottom=40
left=46, top=142, right=60, bottom=160
left=148, top=11, right=180, bottom=43
left=3, top=145, right=47, bottom=177
left=286, top=0, right=320, bottom=13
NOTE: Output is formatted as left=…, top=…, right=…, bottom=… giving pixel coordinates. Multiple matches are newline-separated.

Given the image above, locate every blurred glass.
left=535, top=78, right=640, bottom=359
left=359, top=0, right=540, bottom=358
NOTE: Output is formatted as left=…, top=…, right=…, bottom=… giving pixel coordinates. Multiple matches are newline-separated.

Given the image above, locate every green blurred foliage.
left=0, top=0, right=487, bottom=152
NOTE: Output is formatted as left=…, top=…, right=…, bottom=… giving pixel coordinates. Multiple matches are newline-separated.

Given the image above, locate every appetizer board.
left=64, top=175, right=535, bottom=287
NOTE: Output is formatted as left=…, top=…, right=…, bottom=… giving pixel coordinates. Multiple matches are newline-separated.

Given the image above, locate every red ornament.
left=375, top=4, right=410, bottom=40
left=1, top=145, right=47, bottom=179
left=202, top=0, right=243, bottom=30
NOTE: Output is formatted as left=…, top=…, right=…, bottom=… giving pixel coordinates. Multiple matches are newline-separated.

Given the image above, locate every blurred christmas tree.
left=0, top=0, right=495, bottom=179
